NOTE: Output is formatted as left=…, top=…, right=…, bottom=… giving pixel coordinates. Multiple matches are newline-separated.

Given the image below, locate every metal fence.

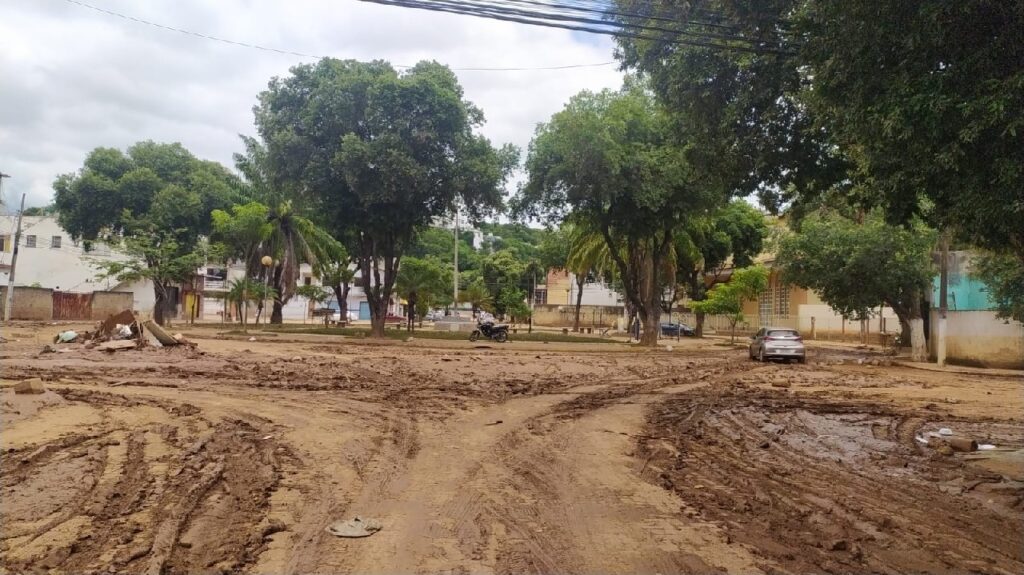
left=674, top=313, right=899, bottom=344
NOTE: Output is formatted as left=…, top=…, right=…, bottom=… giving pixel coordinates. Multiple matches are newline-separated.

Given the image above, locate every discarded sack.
left=55, top=330, right=79, bottom=343
left=325, top=517, right=382, bottom=538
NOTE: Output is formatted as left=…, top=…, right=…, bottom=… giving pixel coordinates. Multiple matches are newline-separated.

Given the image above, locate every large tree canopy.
left=776, top=208, right=936, bottom=360
left=615, top=0, right=1023, bottom=267
left=517, top=87, right=720, bottom=345
left=254, top=58, right=516, bottom=337
left=613, top=0, right=844, bottom=212
left=798, top=0, right=1023, bottom=256
left=53, top=141, right=241, bottom=324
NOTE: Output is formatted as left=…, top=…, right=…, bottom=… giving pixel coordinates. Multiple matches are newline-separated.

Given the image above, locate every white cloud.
left=0, top=0, right=623, bottom=208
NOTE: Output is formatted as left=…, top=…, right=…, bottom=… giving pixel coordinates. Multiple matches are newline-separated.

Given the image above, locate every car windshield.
left=768, top=330, right=799, bottom=338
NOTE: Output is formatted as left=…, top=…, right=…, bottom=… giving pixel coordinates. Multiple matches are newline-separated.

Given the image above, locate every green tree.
left=211, top=201, right=273, bottom=330
left=676, top=201, right=768, bottom=336
left=460, top=277, right=493, bottom=315
left=691, top=266, right=769, bottom=343
left=254, top=59, right=517, bottom=338
left=54, top=142, right=240, bottom=325
left=517, top=87, right=719, bottom=346
left=316, top=260, right=357, bottom=320
left=971, top=252, right=1024, bottom=324
left=613, top=1, right=843, bottom=212
left=395, top=256, right=447, bottom=331
left=798, top=0, right=1023, bottom=260
left=261, top=201, right=344, bottom=324
left=23, top=204, right=57, bottom=216
left=776, top=209, right=936, bottom=360
left=480, top=249, right=526, bottom=317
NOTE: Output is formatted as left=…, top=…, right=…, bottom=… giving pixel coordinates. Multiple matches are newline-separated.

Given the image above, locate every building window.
left=534, top=289, right=547, bottom=305
left=0, top=235, right=7, bottom=252
left=25, top=235, right=36, bottom=248
left=776, top=280, right=790, bottom=317
left=51, top=236, right=62, bottom=249
left=303, top=276, right=312, bottom=286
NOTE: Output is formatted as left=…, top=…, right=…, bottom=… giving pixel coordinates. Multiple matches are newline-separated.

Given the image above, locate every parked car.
left=749, top=327, right=806, bottom=363
left=660, top=322, right=696, bottom=337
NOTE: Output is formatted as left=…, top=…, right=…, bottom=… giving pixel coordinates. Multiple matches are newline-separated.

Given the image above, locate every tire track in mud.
left=639, top=384, right=1024, bottom=574
left=323, top=356, right=757, bottom=574
left=0, top=388, right=287, bottom=574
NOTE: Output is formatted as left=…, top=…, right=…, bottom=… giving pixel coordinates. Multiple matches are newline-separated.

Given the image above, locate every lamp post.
left=260, top=255, right=274, bottom=328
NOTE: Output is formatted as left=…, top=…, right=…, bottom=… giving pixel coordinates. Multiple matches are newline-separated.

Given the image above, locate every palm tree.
left=566, top=222, right=615, bottom=332
left=261, top=201, right=344, bottom=324
left=234, top=139, right=346, bottom=325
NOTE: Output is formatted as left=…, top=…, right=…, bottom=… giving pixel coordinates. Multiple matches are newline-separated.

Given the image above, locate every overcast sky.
left=0, top=0, right=624, bottom=209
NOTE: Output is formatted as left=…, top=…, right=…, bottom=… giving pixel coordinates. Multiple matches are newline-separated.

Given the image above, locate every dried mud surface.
left=2, top=323, right=1022, bottom=574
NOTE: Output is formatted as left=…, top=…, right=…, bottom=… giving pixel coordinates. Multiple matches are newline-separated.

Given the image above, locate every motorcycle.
left=469, top=319, right=509, bottom=343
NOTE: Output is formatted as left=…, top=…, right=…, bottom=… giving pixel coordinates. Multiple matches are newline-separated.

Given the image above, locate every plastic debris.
left=114, top=324, right=133, bottom=340
left=325, top=517, right=382, bottom=538
left=56, top=330, right=79, bottom=343
left=938, top=428, right=954, bottom=436
left=978, top=444, right=997, bottom=450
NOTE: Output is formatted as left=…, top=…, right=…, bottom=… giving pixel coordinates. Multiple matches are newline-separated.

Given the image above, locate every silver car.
left=749, top=327, right=806, bottom=363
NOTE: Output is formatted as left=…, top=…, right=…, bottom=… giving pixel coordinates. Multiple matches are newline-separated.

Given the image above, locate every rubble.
left=14, top=378, right=47, bottom=394
left=48, top=309, right=194, bottom=353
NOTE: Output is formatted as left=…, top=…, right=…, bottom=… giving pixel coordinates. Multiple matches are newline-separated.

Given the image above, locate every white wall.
left=567, top=273, right=622, bottom=307
left=0, top=215, right=128, bottom=291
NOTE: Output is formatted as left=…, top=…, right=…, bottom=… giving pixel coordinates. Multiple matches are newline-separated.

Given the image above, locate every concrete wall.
left=929, top=310, right=1024, bottom=369
left=90, top=291, right=134, bottom=320
left=532, top=304, right=622, bottom=328
left=0, top=286, right=54, bottom=320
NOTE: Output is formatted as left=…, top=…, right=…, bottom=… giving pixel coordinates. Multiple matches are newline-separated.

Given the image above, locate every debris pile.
left=46, top=309, right=196, bottom=353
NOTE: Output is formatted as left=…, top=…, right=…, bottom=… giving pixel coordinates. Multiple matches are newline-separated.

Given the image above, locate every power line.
left=355, top=0, right=796, bottom=55
left=61, top=0, right=617, bottom=71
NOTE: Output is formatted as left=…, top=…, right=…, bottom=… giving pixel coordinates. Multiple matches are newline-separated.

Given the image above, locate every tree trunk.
left=909, top=318, right=927, bottom=361
left=889, top=290, right=928, bottom=361
left=271, top=300, right=283, bottom=325
left=153, top=283, right=167, bottom=326
left=639, top=304, right=660, bottom=346
left=407, top=294, right=416, bottom=332
left=573, top=273, right=585, bottom=332
left=695, top=310, right=706, bottom=338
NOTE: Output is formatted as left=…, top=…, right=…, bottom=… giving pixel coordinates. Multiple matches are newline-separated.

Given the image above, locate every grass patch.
left=220, top=325, right=614, bottom=344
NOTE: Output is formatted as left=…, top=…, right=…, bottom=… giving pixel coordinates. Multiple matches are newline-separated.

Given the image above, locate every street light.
left=260, top=256, right=274, bottom=327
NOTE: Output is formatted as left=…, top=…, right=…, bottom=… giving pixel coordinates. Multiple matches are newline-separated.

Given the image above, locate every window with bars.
left=25, top=235, right=36, bottom=248
left=51, top=236, right=61, bottom=249
left=534, top=289, right=547, bottom=305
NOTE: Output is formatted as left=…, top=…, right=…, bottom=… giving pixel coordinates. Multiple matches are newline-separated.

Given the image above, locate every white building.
left=0, top=214, right=130, bottom=291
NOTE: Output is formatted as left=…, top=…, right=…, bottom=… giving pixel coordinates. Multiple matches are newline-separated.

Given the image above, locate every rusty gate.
left=52, top=291, right=92, bottom=320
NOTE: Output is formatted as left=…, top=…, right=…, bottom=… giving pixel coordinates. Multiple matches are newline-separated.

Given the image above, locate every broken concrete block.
left=14, top=378, right=47, bottom=394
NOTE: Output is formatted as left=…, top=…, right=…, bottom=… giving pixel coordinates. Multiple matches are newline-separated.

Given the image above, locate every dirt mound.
left=640, top=386, right=1024, bottom=574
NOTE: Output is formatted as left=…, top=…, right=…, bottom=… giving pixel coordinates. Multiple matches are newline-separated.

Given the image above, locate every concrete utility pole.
left=3, top=183, right=24, bottom=322
left=936, top=231, right=949, bottom=366
left=453, top=207, right=459, bottom=311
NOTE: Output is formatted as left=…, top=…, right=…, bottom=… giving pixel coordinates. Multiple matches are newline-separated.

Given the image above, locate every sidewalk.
left=893, top=361, right=1024, bottom=379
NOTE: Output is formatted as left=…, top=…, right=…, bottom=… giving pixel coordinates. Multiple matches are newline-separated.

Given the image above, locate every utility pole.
left=4, top=183, right=24, bottom=322
left=936, top=231, right=949, bottom=366
left=452, top=207, right=459, bottom=313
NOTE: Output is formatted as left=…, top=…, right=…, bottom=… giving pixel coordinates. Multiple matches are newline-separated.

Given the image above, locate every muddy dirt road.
left=2, top=323, right=1022, bottom=574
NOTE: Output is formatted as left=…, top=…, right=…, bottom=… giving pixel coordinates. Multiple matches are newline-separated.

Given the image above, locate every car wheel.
left=758, top=347, right=765, bottom=362
left=798, top=356, right=806, bottom=364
